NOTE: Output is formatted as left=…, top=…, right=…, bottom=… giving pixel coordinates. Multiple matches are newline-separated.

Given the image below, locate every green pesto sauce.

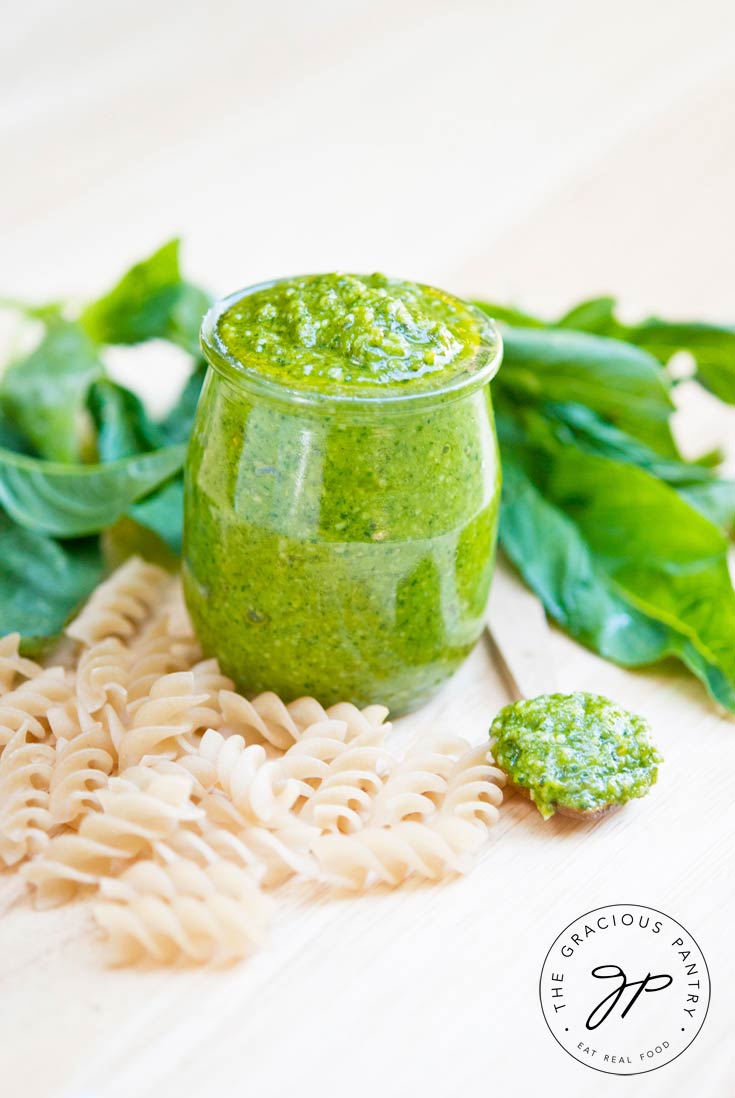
left=490, top=693, right=662, bottom=819
left=184, top=273, right=501, bottom=712
left=215, top=273, right=484, bottom=393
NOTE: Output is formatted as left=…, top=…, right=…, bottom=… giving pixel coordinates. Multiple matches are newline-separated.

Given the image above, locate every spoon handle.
left=486, top=557, right=557, bottom=701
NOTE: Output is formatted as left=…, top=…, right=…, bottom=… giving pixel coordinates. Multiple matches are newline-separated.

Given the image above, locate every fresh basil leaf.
left=0, top=410, right=35, bottom=455
left=80, top=239, right=209, bottom=350
left=472, top=300, right=548, bottom=328
left=167, top=284, right=212, bottom=358
left=129, top=475, right=184, bottom=554
left=537, top=401, right=734, bottom=534
left=627, top=320, right=735, bottom=405
left=88, top=379, right=162, bottom=461
left=556, top=296, right=624, bottom=336
left=546, top=447, right=735, bottom=690
left=499, top=456, right=670, bottom=663
left=527, top=296, right=735, bottom=406
left=0, top=510, right=104, bottom=654
left=0, top=444, right=185, bottom=537
left=540, top=402, right=712, bottom=485
left=481, top=293, right=735, bottom=405
left=499, top=454, right=735, bottom=712
left=678, top=479, right=735, bottom=533
left=498, top=327, right=677, bottom=457
left=0, top=322, right=104, bottom=462
left=0, top=298, right=66, bottom=323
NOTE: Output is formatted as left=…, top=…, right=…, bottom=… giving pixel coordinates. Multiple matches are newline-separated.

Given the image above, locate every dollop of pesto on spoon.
left=489, top=692, right=662, bottom=820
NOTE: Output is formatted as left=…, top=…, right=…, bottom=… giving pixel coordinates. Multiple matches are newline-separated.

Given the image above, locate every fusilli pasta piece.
left=75, top=638, right=129, bottom=715
left=126, top=617, right=202, bottom=706
left=299, top=725, right=394, bottom=833
left=49, top=715, right=116, bottom=825
left=0, top=724, right=56, bottom=866
left=368, top=731, right=473, bottom=827
left=219, top=691, right=390, bottom=751
left=155, top=818, right=265, bottom=876
left=118, top=671, right=222, bottom=769
left=0, top=667, right=72, bottom=750
left=312, top=815, right=489, bottom=890
left=439, top=745, right=505, bottom=830
left=66, top=557, right=170, bottom=646
left=277, top=719, right=358, bottom=798
left=177, top=730, right=300, bottom=825
left=186, top=799, right=318, bottom=891
left=23, top=768, right=202, bottom=907
left=0, top=633, right=42, bottom=695
left=94, top=858, right=272, bottom=964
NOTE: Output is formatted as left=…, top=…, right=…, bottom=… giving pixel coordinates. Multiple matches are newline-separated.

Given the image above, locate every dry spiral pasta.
left=126, top=617, right=202, bottom=706
left=298, top=724, right=394, bottom=834
left=66, top=557, right=171, bottom=646
left=0, top=666, right=73, bottom=752
left=94, top=858, right=272, bottom=964
left=4, top=559, right=504, bottom=965
left=0, top=633, right=42, bottom=695
left=144, top=806, right=318, bottom=888
left=219, top=689, right=389, bottom=751
left=75, top=638, right=130, bottom=716
left=174, top=729, right=301, bottom=826
left=23, top=768, right=202, bottom=907
left=118, top=670, right=223, bottom=769
left=439, top=745, right=505, bottom=829
left=367, top=730, right=475, bottom=827
left=0, top=723, right=56, bottom=866
left=48, top=708, right=116, bottom=826
left=311, top=815, right=491, bottom=890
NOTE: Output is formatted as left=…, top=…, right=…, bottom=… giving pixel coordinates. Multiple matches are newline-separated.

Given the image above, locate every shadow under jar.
left=184, top=274, right=502, bottom=714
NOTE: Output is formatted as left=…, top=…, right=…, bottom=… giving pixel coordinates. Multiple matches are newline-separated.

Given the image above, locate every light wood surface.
left=2, top=3, right=734, bottom=1096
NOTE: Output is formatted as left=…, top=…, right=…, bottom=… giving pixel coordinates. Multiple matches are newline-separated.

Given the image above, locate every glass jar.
left=183, top=281, right=502, bottom=714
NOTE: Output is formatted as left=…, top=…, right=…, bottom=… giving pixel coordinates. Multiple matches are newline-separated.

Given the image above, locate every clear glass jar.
left=183, top=282, right=502, bottom=714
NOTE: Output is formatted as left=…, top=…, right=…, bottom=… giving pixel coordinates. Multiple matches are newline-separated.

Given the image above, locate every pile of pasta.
left=0, top=558, right=504, bottom=965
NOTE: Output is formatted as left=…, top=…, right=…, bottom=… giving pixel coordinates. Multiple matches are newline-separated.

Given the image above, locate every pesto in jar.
left=490, top=692, right=662, bottom=819
left=184, top=274, right=502, bottom=713
left=215, top=272, right=483, bottom=393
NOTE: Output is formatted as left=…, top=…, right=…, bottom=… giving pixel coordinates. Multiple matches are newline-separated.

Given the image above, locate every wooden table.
left=2, top=3, right=734, bottom=1095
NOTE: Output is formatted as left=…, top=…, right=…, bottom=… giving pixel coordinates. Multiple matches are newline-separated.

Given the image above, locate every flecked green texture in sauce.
left=490, top=692, right=662, bottom=819
left=184, top=273, right=501, bottom=713
left=215, top=273, right=484, bottom=393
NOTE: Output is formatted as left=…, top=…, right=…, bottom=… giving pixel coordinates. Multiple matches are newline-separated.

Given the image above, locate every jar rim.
left=200, top=276, right=503, bottom=412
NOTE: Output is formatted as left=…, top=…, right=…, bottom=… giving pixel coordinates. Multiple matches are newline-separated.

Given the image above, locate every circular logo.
left=539, top=904, right=710, bottom=1076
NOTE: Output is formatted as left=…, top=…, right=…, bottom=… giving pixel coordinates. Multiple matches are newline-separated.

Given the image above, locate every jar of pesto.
left=184, top=274, right=502, bottom=713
